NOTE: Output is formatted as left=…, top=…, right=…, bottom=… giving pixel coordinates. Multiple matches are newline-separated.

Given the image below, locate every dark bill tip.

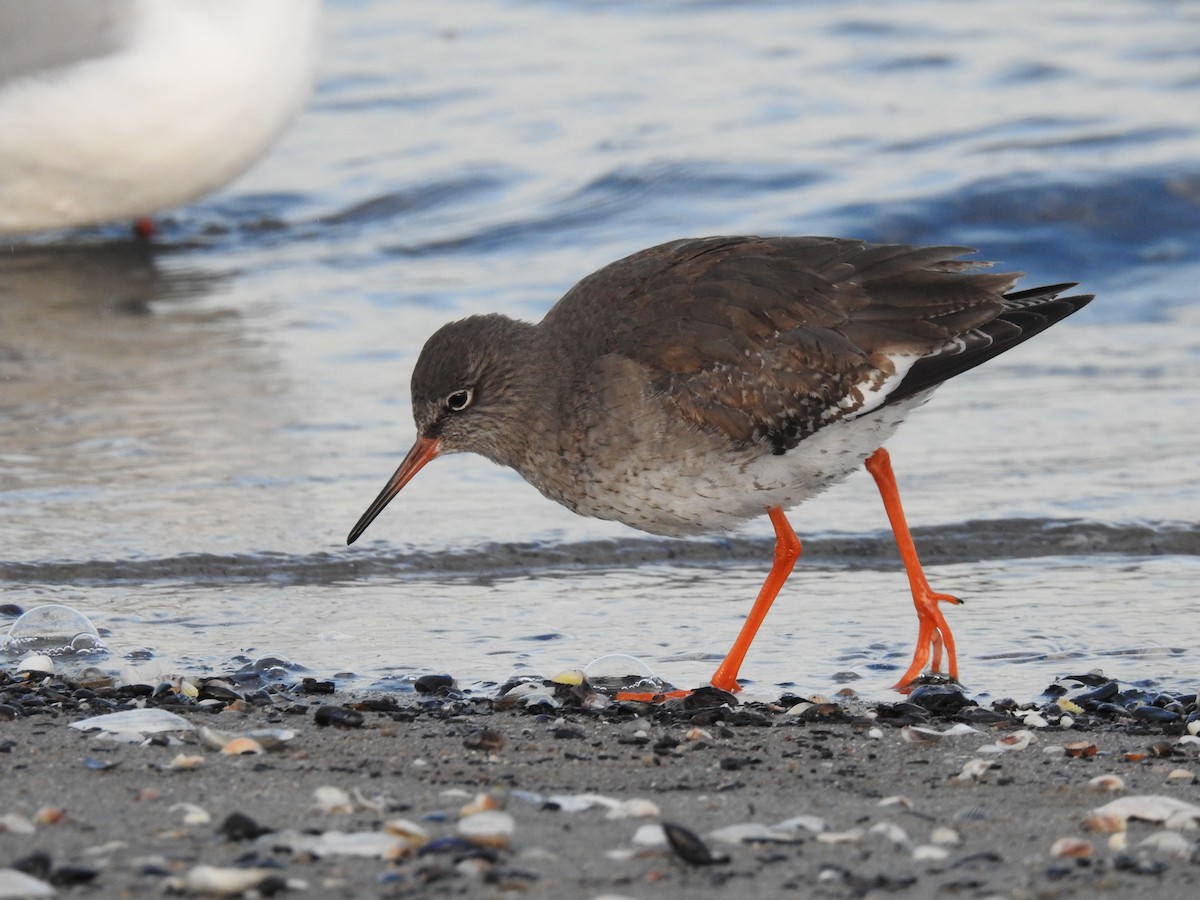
left=346, top=436, right=441, bottom=545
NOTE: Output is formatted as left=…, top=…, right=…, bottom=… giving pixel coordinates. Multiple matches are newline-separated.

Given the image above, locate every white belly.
left=547, top=394, right=929, bottom=537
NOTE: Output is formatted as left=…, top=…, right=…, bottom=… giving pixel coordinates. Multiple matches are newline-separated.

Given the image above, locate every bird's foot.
left=891, top=588, right=961, bottom=691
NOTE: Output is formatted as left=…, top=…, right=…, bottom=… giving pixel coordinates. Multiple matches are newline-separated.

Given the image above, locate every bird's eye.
left=445, top=388, right=474, bottom=412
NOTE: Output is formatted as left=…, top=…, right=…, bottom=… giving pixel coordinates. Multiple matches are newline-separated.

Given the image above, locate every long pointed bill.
left=346, top=436, right=442, bottom=545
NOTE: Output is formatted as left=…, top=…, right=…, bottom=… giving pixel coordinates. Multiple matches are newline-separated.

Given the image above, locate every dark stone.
left=218, top=811, right=273, bottom=842
left=313, top=705, right=364, bottom=728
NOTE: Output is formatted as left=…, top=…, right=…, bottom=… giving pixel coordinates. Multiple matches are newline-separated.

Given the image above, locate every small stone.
left=463, top=728, right=505, bottom=753
left=218, top=811, right=271, bottom=842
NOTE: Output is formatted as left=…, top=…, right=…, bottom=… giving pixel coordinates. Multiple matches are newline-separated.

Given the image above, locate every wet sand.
left=1, top=673, right=1199, bottom=899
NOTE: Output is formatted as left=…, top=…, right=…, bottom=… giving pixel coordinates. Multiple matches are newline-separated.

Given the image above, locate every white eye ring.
left=446, top=388, right=474, bottom=412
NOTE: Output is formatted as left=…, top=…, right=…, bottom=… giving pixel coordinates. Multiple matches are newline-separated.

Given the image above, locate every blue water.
left=2, top=0, right=1198, bottom=701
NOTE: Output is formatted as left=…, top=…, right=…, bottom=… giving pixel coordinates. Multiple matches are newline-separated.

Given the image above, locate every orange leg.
left=864, top=447, right=960, bottom=689
left=708, top=506, right=801, bottom=693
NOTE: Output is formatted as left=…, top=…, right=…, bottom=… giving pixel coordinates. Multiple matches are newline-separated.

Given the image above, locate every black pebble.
left=314, top=705, right=364, bottom=728
left=663, top=821, right=728, bottom=866
left=414, top=674, right=456, bottom=694
left=218, top=811, right=273, bottom=842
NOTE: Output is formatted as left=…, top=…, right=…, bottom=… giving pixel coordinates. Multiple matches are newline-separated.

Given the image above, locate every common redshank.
left=347, top=236, right=1092, bottom=692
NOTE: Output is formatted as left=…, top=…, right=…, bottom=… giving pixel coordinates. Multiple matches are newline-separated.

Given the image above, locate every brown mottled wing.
left=545, top=235, right=1017, bottom=451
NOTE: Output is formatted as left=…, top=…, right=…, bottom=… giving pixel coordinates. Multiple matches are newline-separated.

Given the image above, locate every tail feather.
left=885, top=285, right=1093, bottom=406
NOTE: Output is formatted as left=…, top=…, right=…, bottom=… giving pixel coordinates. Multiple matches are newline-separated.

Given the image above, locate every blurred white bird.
left=0, top=0, right=321, bottom=236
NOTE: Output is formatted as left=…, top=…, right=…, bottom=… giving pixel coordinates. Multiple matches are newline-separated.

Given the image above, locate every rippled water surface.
left=2, top=0, right=1198, bottom=701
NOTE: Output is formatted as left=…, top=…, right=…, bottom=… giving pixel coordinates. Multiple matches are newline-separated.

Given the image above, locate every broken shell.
left=774, top=814, right=827, bottom=833
left=901, top=725, right=945, bottom=745
left=930, top=826, right=960, bottom=845
left=912, top=844, right=949, bottom=861
left=34, top=807, right=67, bottom=825
left=1064, top=740, right=1099, bottom=758
left=384, top=819, right=429, bottom=844
left=816, top=827, right=865, bottom=845
left=868, top=822, right=909, bottom=845
left=16, top=654, right=55, bottom=676
left=1050, top=837, right=1093, bottom=858
left=708, top=822, right=796, bottom=844
left=459, top=793, right=501, bottom=816
left=632, top=823, right=667, bottom=846
left=1088, top=774, right=1125, bottom=792
left=952, top=758, right=997, bottom=782
left=1166, top=769, right=1195, bottom=782
left=170, top=803, right=212, bottom=825
left=685, top=727, right=712, bottom=741
left=1092, top=794, right=1200, bottom=827
left=606, top=798, right=659, bottom=819
left=993, top=730, right=1035, bottom=751
left=169, top=754, right=205, bottom=770
left=663, top=821, right=727, bottom=865
left=220, top=737, right=265, bottom=756
left=455, top=810, right=515, bottom=848
left=313, top=786, right=354, bottom=815
left=1081, top=814, right=1126, bottom=834
left=1138, top=831, right=1193, bottom=857
left=70, top=708, right=193, bottom=737
left=176, top=865, right=278, bottom=895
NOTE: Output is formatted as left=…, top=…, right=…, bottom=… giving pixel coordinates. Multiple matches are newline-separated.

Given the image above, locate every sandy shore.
left=1, top=671, right=1198, bottom=899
